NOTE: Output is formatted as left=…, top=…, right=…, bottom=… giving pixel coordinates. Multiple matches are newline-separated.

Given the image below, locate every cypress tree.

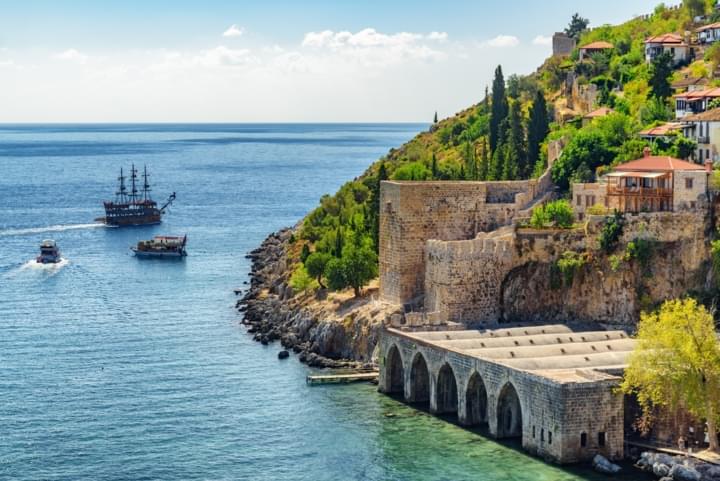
left=433, top=111, right=438, bottom=123
left=334, top=226, right=344, bottom=258
left=489, top=146, right=503, bottom=181
left=464, top=141, right=476, bottom=180
left=507, top=100, right=526, bottom=179
left=489, top=65, right=509, bottom=153
left=431, top=152, right=438, bottom=179
left=527, top=90, right=549, bottom=177
left=478, top=138, right=489, bottom=181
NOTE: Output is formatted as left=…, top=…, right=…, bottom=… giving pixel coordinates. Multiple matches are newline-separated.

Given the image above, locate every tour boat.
left=36, top=239, right=62, bottom=264
left=97, top=164, right=176, bottom=226
left=131, top=235, right=187, bottom=258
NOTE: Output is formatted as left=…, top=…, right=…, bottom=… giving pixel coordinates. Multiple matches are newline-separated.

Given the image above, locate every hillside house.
left=645, top=33, right=690, bottom=65
left=682, top=108, right=720, bottom=163
left=578, top=41, right=613, bottom=61
left=696, top=22, right=720, bottom=44
left=675, top=87, right=720, bottom=118
left=638, top=122, right=683, bottom=142
left=671, top=75, right=709, bottom=93
left=582, top=107, right=614, bottom=126
left=572, top=148, right=709, bottom=217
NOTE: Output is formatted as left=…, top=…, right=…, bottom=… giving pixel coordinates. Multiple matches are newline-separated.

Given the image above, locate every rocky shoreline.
left=236, top=228, right=389, bottom=369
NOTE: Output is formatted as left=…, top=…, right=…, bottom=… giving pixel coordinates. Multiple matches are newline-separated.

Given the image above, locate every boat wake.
left=4, top=258, right=70, bottom=279
left=0, top=223, right=105, bottom=237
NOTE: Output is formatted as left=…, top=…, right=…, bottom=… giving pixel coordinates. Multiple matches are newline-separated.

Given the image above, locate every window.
left=691, top=201, right=697, bottom=209
left=576, top=195, right=581, bottom=206
left=707, top=149, right=711, bottom=159
left=533, top=426, right=536, bottom=438
left=585, top=195, right=592, bottom=207
left=700, top=149, right=704, bottom=162
left=581, top=432, right=587, bottom=447
left=541, top=429, right=545, bottom=442
left=686, top=178, right=694, bottom=189
left=548, top=431, right=552, bottom=445
left=598, top=432, right=606, bottom=447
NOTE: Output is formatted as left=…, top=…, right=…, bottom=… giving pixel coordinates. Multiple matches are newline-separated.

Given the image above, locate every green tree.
left=300, top=243, right=311, bottom=263
left=433, top=111, right=438, bottom=124
left=391, top=162, right=432, bottom=181
left=490, top=65, right=509, bottom=153
left=324, top=257, right=346, bottom=291
left=640, top=96, right=672, bottom=125
left=620, top=298, right=720, bottom=452
left=649, top=52, right=674, bottom=100
left=289, top=265, right=314, bottom=293
left=507, top=100, right=527, bottom=178
left=431, top=152, right=438, bottom=179
left=672, top=135, right=697, bottom=160
left=464, top=141, right=477, bottom=180
left=529, top=200, right=574, bottom=228
left=478, top=138, right=489, bottom=181
left=564, top=13, right=589, bottom=40
left=684, top=0, right=708, bottom=18
left=341, top=242, right=379, bottom=297
left=527, top=90, right=549, bottom=177
left=304, top=252, right=332, bottom=289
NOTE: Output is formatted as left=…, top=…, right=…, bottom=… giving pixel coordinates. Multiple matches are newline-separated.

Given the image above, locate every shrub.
left=587, top=204, right=609, bottom=216
left=599, top=212, right=623, bottom=252
left=625, top=237, right=655, bottom=277
left=289, top=265, right=315, bottom=293
left=531, top=200, right=574, bottom=229
left=556, top=251, right=588, bottom=286
left=609, top=254, right=622, bottom=272
left=300, top=244, right=311, bottom=263
left=324, top=258, right=346, bottom=292
left=391, top=162, right=432, bottom=181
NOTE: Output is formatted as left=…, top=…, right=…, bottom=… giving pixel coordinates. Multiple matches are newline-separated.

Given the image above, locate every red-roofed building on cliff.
left=572, top=148, right=710, bottom=218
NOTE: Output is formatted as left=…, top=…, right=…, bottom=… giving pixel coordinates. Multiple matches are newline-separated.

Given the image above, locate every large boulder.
left=669, top=464, right=701, bottom=481
left=653, top=462, right=671, bottom=477
left=593, top=454, right=622, bottom=475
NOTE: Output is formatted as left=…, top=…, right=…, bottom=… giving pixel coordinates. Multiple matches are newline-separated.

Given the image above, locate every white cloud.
left=222, top=24, right=244, bottom=37
left=55, top=48, right=88, bottom=63
left=302, top=28, right=428, bottom=49
left=483, top=35, right=520, bottom=48
left=532, top=35, right=552, bottom=46
left=427, top=31, right=448, bottom=42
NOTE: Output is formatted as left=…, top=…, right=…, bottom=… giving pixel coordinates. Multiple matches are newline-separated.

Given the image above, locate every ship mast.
left=116, top=167, right=128, bottom=204
left=129, top=164, right=138, bottom=204
left=142, top=165, right=151, bottom=202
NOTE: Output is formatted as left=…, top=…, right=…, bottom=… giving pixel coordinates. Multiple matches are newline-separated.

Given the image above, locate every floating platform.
left=306, top=371, right=379, bottom=385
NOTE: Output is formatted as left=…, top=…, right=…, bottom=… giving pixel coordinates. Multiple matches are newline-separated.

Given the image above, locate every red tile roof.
left=675, top=87, right=720, bottom=100
left=682, top=108, right=720, bottom=122
left=645, top=33, right=685, bottom=45
left=580, top=41, right=614, bottom=50
left=696, top=22, right=720, bottom=32
left=613, top=156, right=706, bottom=172
left=638, top=122, right=683, bottom=136
left=583, top=107, right=614, bottom=119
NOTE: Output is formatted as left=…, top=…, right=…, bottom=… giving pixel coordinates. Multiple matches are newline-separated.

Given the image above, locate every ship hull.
left=131, top=248, right=186, bottom=258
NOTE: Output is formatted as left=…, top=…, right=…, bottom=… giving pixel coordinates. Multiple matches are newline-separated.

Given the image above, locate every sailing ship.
left=131, top=235, right=187, bottom=258
left=98, top=164, right=175, bottom=226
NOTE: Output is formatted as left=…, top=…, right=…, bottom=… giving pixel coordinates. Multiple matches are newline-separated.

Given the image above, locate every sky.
left=0, top=0, right=662, bottom=122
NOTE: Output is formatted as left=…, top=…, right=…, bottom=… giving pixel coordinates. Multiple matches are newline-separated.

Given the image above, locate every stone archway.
left=496, top=382, right=522, bottom=438
left=435, top=363, right=458, bottom=414
left=409, top=353, right=430, bottom=405
left=464, top=371, right=488, bottom=425
left=385, top=345, right=404, bottom=394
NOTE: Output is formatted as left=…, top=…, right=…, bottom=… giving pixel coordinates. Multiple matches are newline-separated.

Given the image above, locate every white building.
left=682, top=108, right=720, bottom=163
left=675, top=87, right=720, bottom=118
left=696, top=22, right=720, bottom=44
left=645, top=33, right=690, bottom=65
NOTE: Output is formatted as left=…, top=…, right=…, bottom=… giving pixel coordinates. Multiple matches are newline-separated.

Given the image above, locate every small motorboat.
left=131, top=235, right=187, bottom=258
left=36, top=239, right=62, bottom=264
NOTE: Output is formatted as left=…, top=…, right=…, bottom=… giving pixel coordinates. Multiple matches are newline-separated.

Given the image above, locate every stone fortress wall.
left=379, top=163, right=712, bottom=327
left=379, top=168, right=554, bottom=307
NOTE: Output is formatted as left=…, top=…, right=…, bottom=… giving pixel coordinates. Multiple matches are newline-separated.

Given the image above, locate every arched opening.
left=435, top=363, right=458, bottom=414
left=409, top=353, right=430, bottom=405
left=385, top=345, right=404, bottom=394
left=465, top=371, right=488, bottom=425
left=496, top=382, right=523, bottom=438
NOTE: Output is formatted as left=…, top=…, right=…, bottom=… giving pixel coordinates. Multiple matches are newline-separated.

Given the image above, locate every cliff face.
left=500, top=211, right=713, bottom=329
left=238, top=229, right=400, bottom=367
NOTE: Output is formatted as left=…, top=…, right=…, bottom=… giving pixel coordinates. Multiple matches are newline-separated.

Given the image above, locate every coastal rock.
left=653, top=463, right=671, bottom=477
left=669, top=464, right=701, bottom=481
left=592, top=454, right=621, bottom=475
left=278, top=350, right=290, bottom=359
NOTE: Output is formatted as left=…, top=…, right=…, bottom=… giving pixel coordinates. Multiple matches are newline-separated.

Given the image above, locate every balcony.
left=607, top=185, right=673, bottom=197
left=697, top=136, right=710, bottom=144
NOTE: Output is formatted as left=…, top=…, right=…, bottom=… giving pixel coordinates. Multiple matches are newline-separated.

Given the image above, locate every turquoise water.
left=0, top=124, right=648, bottom=480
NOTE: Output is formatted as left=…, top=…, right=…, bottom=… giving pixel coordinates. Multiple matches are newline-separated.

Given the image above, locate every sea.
left=0, top=124, right=651, bottom=481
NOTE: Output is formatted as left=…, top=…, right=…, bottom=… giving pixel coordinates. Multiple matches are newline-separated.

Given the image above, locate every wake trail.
left=0, top=223, right=106, bottom=237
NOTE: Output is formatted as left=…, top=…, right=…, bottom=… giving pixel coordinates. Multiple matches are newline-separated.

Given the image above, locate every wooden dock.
left=306, top=371, right=379, bottom=385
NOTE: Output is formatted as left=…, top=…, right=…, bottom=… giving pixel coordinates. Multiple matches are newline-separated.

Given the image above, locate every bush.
left=624, top=237, right=655, bottom=276
left=391, top=162, right=432, bottom=181
left=599, top=212, right=624, bottom=252
left=587, top=204, right=609, bottom=216
left=530, top=200, right=574, bottom=229
left=556, top=251, right=588, bottom=286
left=324, top=258, right=346, bottom=291
left=289, top=265, right=315, bottom=293
left=300, top=243, right=311, bottom=263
